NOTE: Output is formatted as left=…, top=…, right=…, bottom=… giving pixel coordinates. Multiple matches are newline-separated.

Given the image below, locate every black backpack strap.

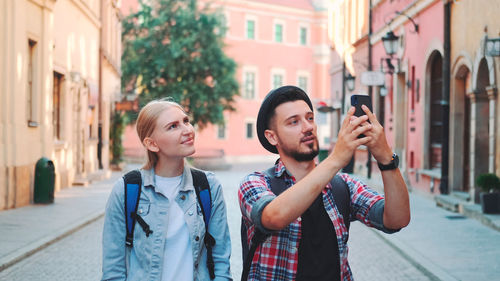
left=330, top=175, right=351, bottom=232
left=123, top=169, right=152, bottom=248
left=241, top=167, right=288, bottom=281
left=191, top=168, right=215, bottom=280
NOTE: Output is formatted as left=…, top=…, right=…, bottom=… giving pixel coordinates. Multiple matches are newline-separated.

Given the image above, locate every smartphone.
left=350, top=94, right=373, bottom=118
left=350, top=95, right=373, bottom=138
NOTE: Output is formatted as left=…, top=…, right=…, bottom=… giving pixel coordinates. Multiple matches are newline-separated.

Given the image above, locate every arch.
left=449, top=56, right=472, bottom=192
left=422, top=50, right=443, bottom=170
left=471, top=36, right=497, bottom=89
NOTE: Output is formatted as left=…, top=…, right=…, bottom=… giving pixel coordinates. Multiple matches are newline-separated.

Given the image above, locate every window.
left=274, top=23, right=283, bottom=43
left=272, top=74, right=283, bottom=89
left=246, top=122, right=254, bottom=139
left=217, top=123, right=226, bottom=139
left=53, top=72, right=63, bottom=139
left=298, top=76, right=308, bottom=91
left=429, top=54, right=443, bottom=169
left=246, top=20, right=255, bottom=39
left=28, top=39, right=38, bottom=127
left=300, top=27, right=307, bottom=45
left=243, top=71, right=255, bottom=99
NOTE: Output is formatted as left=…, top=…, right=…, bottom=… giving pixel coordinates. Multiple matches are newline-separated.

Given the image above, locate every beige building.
left=0, top=0, right=122, bottom=210
left=449, top=0, right=500, bottom=200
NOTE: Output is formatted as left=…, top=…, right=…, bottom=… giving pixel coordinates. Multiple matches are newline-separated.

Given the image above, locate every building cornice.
left=70, top=0, right=101, bottom=29
left=370, top=0, right=436, bottom=45
left=28, top=0, right=57, bottom=11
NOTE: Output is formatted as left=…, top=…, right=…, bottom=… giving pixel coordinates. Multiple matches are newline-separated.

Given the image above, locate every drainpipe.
left=366, top=0, right=373, bottom=178
left=439, top=0, right=451, bottom=194
left=341, top=60, right=355, bottom=173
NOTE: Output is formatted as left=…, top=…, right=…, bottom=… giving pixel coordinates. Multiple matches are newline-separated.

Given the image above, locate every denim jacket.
left=102, top=165, right=232, bottom=281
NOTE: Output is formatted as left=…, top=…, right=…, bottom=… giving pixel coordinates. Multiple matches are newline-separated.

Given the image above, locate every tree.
left=122, top=0, right=239, bottom=128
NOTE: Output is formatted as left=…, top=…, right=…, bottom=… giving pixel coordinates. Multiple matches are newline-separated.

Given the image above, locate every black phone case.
left=351, top=95, right=373, bottom=117
left=350, top=95, right=373, bottom=138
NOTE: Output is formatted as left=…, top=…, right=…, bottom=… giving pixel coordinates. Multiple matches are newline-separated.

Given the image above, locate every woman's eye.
left=168, top=124, right=178, bottom=130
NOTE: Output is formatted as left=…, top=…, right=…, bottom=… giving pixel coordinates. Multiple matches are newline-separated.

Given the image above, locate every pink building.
left=194, top=0, right=331, bottom=163
left=330, top=0, right=447, bottom=194
left=370, top=0, right=445, bottom=194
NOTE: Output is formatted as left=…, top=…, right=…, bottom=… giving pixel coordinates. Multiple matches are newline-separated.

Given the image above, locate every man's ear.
left=143, top=137, right=160, bottom=152
left=264, top=129, right=278, bottom=146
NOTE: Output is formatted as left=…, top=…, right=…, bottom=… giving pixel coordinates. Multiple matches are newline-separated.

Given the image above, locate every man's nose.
left=302, top=118, right=314, bottom=132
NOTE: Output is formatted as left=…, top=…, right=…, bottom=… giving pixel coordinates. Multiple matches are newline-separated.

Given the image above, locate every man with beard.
left=238, top=86, right=410, bottom=281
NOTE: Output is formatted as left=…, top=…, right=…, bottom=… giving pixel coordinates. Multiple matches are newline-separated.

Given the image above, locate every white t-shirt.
left=155, top=174, right=193, bottom=281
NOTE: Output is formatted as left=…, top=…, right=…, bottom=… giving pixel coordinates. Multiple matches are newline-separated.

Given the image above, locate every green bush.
left=110, top=111, right=126, bottom=165
left=476, top=173, right=500, bottom=193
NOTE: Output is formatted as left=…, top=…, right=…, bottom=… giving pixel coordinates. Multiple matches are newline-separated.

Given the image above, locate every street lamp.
left=345, top=73, right=356, bottom=92
left=381, top=31, right=399, bottom=56
left=380, top=85, right=388, bottom=97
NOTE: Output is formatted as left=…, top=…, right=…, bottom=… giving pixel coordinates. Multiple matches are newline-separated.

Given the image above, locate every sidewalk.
left=354, top=174, right=500, bottom=281
left=0, top=164, right=138, bottom=272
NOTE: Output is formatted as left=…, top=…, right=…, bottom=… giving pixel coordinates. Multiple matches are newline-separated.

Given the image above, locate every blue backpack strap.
left=123, top=170, right=142, bottom=247
left=190, top=168, right=215, bottom=280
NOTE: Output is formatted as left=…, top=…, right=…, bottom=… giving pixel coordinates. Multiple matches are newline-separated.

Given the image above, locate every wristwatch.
left=377, top=153, right=399, bottom=171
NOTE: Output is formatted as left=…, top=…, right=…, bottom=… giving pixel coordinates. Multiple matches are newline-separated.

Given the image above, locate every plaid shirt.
left=238, top=159, right=385, bottom=281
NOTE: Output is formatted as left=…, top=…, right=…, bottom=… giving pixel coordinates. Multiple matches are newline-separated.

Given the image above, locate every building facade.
left=194, top=0, right=331, bottom=162
left=449, top=0, right=499, bottom=201
left=0, top=0, right=121, bottom=210
left=328, top=0, right=500, bottom=200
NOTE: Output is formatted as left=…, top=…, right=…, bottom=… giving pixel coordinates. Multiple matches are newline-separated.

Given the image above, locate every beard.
left=279, top=135, right=319, bottom=162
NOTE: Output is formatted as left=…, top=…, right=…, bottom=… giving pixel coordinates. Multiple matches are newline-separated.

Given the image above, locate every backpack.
left=240, top=168, right=351, bottom=281
left=123, top=168, right=216, bottom=280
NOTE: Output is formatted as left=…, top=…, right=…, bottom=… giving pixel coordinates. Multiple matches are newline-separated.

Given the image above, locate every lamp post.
left=381, top=31, right=399, bottom=56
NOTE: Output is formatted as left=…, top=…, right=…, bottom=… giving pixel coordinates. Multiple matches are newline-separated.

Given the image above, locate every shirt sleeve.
left=238, top=173, right=276, bottom=234
left=366, top=199, right=401, bottom=234
left=339, top=173, right=399, bottom=233
left=101, top=178, right=127, bottom=281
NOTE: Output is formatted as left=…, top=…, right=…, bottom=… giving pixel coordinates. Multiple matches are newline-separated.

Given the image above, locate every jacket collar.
left=142, top=164, right=196, bottom=192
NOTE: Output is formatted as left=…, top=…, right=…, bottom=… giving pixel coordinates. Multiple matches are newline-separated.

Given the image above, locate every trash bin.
left=318, top=149, right=329, bottom=162
left=34, top=157, right=55, bottom=204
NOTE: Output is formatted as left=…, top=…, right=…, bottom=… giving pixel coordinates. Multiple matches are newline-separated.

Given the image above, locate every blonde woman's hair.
left=136, top=99, right=186, bottom=169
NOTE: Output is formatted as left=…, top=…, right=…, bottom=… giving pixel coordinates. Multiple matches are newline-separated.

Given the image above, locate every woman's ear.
left=143, top=137, right=160, bottom=152
left=264, top=129, right=278, bottom=146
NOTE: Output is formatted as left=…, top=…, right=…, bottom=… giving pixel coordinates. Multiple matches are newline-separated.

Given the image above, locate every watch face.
left=393, top=154, right=399, bottom=168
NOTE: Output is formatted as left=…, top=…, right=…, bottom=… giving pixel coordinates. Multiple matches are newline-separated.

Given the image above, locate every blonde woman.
left=102, top=99, right=232, bottom=281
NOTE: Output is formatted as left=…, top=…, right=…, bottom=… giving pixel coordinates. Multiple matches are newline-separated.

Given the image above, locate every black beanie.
left=257, top=85, right=313, bottom=154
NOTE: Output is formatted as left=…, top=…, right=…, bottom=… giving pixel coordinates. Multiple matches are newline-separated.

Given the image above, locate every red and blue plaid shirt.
left=238, top=159, right=385, bottom=281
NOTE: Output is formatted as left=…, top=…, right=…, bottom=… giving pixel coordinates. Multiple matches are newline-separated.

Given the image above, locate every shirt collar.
left=142, top=164, right=195, bottom=192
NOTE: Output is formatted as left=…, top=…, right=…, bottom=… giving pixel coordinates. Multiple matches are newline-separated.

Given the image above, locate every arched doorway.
left=429, top=53, right=443, bottom=169
left=450, top=64, right=471, bottom=192
left=473, top=58, right=491, bottom=174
